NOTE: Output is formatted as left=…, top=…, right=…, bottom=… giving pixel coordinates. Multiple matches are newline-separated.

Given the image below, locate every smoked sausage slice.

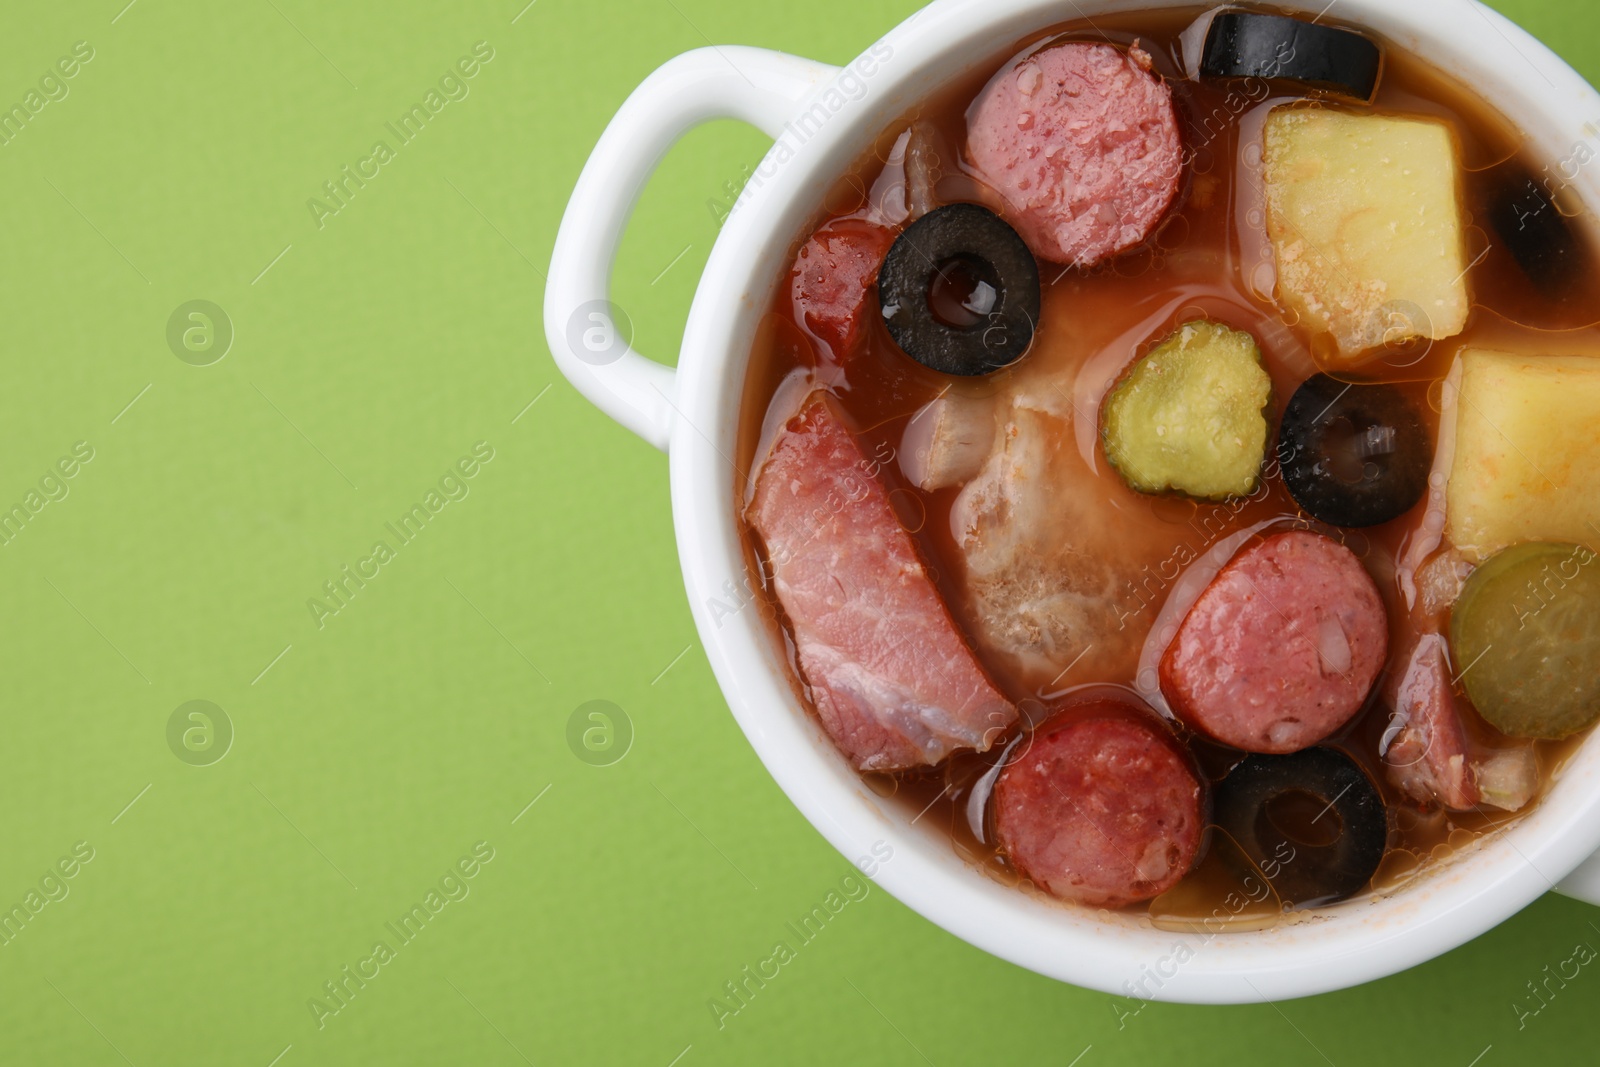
left=967, top=42, right=1182, bottom=267
left=995, top=701, right=1205, bottom=908
left=1160, top=531, right=1387, bottom=754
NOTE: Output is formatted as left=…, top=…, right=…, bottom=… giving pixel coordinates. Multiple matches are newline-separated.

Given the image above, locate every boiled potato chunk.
left=1263, top=107, right=1470, bottom=362
left=1446, top=350, right=1600, bottom=561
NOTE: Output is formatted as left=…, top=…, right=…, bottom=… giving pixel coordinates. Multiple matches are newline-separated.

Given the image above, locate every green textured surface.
left=1, top=1, right=1597, bottom=1064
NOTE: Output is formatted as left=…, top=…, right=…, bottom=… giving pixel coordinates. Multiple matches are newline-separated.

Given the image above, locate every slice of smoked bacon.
left=747, top=394, right=1015, bottom=770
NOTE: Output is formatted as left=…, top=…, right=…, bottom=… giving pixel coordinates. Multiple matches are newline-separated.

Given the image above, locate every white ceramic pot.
left=546, top=0, right=1600, bottom=1002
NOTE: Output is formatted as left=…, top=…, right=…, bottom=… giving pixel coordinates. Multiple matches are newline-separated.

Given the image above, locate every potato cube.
left=1447, top=350, right=1600, bottom=560
left=1263, top=107, right=1470, bottom=361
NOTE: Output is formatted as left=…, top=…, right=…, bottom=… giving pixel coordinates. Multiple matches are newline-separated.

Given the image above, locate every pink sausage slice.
left=747, top=395, right=1015, bottom=770
left=966, top=42, right=1182, bottom=267
left=1160, top=531, right=1388, bottom=754
left=995, top=702, right=1205, bottom=908
left=789, top=219, right=896, bottom=360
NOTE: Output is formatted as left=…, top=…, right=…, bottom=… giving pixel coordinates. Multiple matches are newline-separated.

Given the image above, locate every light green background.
left=1, top=1, right=1597, bottom=1063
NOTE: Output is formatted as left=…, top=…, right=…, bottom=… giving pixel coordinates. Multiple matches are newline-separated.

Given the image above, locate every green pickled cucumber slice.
left=1451, top=541, right=1600, bottom=739
left=1101, top=320, right=1273, bottom=500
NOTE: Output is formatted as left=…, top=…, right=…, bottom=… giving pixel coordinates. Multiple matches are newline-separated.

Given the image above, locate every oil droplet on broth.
left=1372, top=848, right=1424, bottom=888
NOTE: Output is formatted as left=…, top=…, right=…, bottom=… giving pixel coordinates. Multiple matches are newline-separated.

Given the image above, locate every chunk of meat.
left=1383, top=631, right=1539, bottom=812
left=1415, top=547, right=1474, bottom=622
left=747, top=395, right=1015, bottom=770
left=966, top=42, right=1182, bottom=267
left=994, top=702, right=1205, bottom=908
left=952, top=396, right=1141, bottom=683
left=1160, top=531, right=1388, bottom=753
left=1383, top=634, right=1478, bottom=810
left=789, top=220, right=896, bottom=359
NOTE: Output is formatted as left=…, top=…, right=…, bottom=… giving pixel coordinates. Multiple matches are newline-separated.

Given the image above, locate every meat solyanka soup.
left=737, top=4, right=1600, bottom=926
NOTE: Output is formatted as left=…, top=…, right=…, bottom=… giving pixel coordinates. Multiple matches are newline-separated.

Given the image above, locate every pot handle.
left=1557, top=852, right=1600, bottom=908
left=544, top=46, right=841, bottom=452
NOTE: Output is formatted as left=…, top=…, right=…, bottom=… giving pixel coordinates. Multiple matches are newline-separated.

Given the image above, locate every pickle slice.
left=1101, top=320, right=1272, bottom=500
left=1450, top=541, right=1600, bottom=739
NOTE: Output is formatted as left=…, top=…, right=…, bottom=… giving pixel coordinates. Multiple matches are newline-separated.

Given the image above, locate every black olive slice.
left=1200, top=11, right=1383, bottom=102
left=1214, top=748, right=1387, bottom=909
left=1277, top=373, right=1431, bottom=528
left=877, top=203, right=1040, bottom=376
left=1486, top=165, right=1584, bottom=296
